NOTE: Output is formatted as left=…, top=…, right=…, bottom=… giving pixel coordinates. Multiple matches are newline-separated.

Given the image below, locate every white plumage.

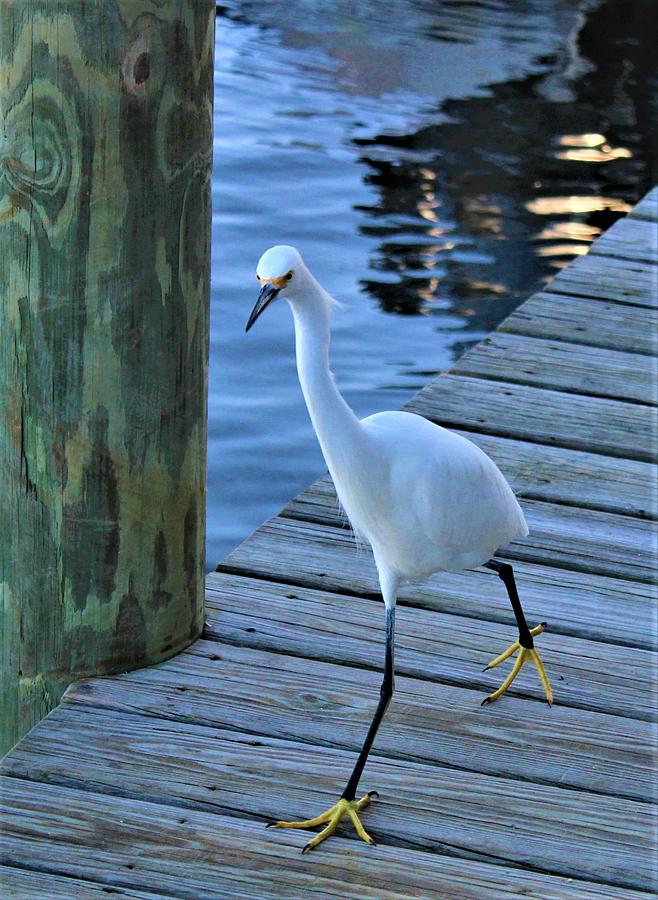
left=249, top=244, right=528, bottom=592
left=358, top=410, right=528, bottom=575
left=247, top=244, right=547, bottom=855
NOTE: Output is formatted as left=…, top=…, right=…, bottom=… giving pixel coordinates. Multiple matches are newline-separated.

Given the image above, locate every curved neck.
left=289, top=288, right=365, bottom=472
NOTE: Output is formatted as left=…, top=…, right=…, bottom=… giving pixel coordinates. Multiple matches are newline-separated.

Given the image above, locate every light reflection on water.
left=208, top=0, right=656, bottom=567
left=525, top=195, right=632, bottom=216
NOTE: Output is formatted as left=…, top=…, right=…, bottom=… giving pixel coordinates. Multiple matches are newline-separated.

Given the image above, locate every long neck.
left=290, top=288, right=365, bottom=474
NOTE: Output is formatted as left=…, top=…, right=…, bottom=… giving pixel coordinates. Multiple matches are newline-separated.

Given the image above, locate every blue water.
left=208, top=0, right=656, bottom=567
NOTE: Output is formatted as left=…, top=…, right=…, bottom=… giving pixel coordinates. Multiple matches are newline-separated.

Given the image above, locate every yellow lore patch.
left=258, top=274, right=290, bottom=288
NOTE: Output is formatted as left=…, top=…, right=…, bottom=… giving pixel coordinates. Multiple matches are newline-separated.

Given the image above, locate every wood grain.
left=220, top=516, right=658, bottom=650
left=453, top=331, right=657, bottom=404
left=500, top=291, right=658, bottom=354
left=630, top=186, right=658, bottom=223
left=588, top=216, right=657, bottom=266
left=0, top=867, right=164, bottom=899
left=447, top=430, right=656, bottom=519
left=405, top=374, right=657, bottom=462
left=0, top=0, right=214, bottom=755
left=548, top=251, right=657, bottom=307
left=1, top=776, right=644, bottom=899
left=280, top=477, right=658, bottom=584
left=51, top=640, right=657, bottom=804
left=202, top=572, right=658, bottom=723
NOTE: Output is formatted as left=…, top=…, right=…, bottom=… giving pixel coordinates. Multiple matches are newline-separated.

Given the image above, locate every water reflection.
left=526, top=196, right=633, bottom=215
left=556, top=146, right=633, bottom=162
left=536, top=222, right=602, bottom=240
left=208, top=0, right=657, bottom=566
left=353, top=0, right=654, bottom=330
left=558, top=133, right=609, bottom=147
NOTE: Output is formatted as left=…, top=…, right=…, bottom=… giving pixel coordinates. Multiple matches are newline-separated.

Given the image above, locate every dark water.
left=208, top=0, right=657, bottom=567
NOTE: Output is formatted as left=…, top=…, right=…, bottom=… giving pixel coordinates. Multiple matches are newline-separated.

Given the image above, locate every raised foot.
left=267, top=790, right=379, bottom=854
left=482, top=623, right=554, bottom=706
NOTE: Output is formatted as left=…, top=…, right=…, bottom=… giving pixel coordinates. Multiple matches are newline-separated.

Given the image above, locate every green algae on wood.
left=0, top=0, right=215, bottom=755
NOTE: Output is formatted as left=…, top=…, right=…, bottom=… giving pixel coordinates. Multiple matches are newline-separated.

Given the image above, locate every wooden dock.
left=2, top=189, right=657, bottom=898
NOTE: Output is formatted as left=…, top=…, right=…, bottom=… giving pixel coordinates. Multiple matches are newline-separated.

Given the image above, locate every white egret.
left=246, top=245, right=553, bottom=853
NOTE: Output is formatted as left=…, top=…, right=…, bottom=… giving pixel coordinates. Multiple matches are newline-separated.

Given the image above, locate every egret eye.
left=286, top=271, right=293, bottom=281
left=256, top=273, right=261, bottom=281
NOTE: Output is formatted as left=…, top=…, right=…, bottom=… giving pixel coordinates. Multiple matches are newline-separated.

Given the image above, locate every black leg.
left=341, top=605, right=395, bottom=801
left=485, top=559, right=536, bottom=648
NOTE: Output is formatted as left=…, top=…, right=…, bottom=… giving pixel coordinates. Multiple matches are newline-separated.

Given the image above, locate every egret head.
left=246, top=245, right=305, bottom=332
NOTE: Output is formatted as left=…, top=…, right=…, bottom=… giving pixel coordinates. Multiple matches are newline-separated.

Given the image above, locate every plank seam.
left=291, top=477, right=658, bottom=529
left=404, top=405, right=658, bottom=466
left=6, top=700, right=656, bottom=815
left=542, top=286, right=657, bottom=313
left=0, top=860, right=185, bottom=900
left=7, top=777, right=642, bottom=898
left=589, top=246, right=658, bottom=267
left=214, top=564, right=658, bottom=652
left=195, top=626, right=658, bottom=724
left=501, top=320, right=657, bottom=357
left=446, top=367, right=657, bottom=408
left=500, top=489, right=655, bottom=522
left=277, top=508, right=658, bottom=586
left=309, top=460, right=658, bottom=522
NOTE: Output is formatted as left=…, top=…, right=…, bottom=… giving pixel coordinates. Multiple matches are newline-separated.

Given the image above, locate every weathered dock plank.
left=220, top=517, right=658, bottom=650
left=511, top=498, right=657, bottom=582
left=281, top=479, right=658, bottom=584
left=549, top=253, right=657, bottom=307
left=202, top=573, right=657, bottom=722
left=630, top=186, right=658, bottom=222
left=500, top=291, right=658, bottom=354
left=451, top=431, right=656, bottom=519
left=7, top=689, right=654, bottom=891
left=589, top=215, right=657, bottom=266
left=1, top=778, right=643, bottom=900
left=405, top=374, right=657, bottom=462
left=0, top=869, right=164, bottom=900
left=453, top=331, right=657, bottom=404
left=52, top=641, right=655, bottom=802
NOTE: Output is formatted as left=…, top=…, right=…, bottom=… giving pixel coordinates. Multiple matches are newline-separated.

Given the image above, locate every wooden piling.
left=0, top=1, right=215, bottom=755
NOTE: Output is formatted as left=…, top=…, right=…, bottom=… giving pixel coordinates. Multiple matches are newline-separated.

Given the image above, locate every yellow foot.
left=267, top=790, right=378, bottom=854
left=482, top=623, right=554, bottom=706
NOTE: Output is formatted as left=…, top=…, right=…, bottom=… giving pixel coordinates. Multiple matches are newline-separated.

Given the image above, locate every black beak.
left=246, top=283, right=280, bottom=332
